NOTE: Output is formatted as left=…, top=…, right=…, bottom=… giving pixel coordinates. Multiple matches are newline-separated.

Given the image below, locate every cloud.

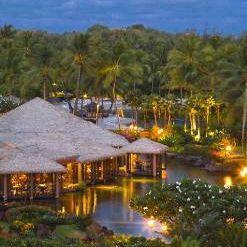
left=0, top=0, right=246, bottom=34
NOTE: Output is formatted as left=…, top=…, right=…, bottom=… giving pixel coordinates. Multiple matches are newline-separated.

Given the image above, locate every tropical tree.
left=72, top=33, right=90, bottom=114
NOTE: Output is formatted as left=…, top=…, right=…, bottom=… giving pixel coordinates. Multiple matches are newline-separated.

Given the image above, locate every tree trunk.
left=43, top=76, right=47, bottom=100
left=74, top=65, right=82, bottom=115
left=205, top=107, right=209, bottom=137
left=113, top=78, right=120, bottom=129
left=135, top=107, right=138, bottom=125
left=217, top=105, right=220, bottom=127
left=153, top=108, right=157, bottom=126
left=242, top=82, right=247, bottom=155
left=180, top=87, right=183, bottom=105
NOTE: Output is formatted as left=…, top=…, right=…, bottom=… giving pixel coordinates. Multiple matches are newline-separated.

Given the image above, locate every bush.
left=158, top=126, right=192, bottom=148
left=9, top=220, right=35, bottom=236
left=0, top=237, right=93, bottom=247
left=130, top=179, right=247, bottom=246
left=217, top=224, right=247, bottom=247
left=98, top=235, right=168, bottom=247
left=183, top=144, right=210, bottom=157
left=5, top=205, right=55, bottom=224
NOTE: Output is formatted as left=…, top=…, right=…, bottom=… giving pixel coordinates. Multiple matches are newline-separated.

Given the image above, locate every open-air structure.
left=0, top=98, right=128, bottom=201
left=0, top=98, right=168, bottom=201
left=121, top=138, right=168, bottom=177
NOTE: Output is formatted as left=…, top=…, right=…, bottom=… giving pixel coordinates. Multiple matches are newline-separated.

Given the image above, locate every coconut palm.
left=72, top=33, right=90, bottom=114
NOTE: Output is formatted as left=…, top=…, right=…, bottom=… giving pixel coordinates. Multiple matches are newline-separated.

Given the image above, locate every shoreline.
left=167, top=152, right=240, bottom=174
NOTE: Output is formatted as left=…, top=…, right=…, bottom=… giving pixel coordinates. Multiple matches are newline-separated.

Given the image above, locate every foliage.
left=5, top=205, right=55, bottom=224
left=183, top=144, right=210, bottom=157
left=97, top=235, right=168, bottom=247
left=114, top=129, right=140, bottom=142
left=158, top=126, right=192, bottom=147
left=0, top=97, right=17, bottom=113
left=216, top=223, right=247, bottom=247
left=5, top=205, right=91, bottom=237
left=130, top=179, right=247, bottom=246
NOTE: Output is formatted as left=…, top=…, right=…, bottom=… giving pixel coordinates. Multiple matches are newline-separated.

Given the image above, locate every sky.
left=0, top=0, right=246, bottom=35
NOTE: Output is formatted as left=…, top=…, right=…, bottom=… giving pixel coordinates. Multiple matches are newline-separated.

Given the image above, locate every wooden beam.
left=55, top=174, right=60, bottom=199
left=152, top=154, right=157, bottom=177
left=3, top=175, right=7, bottom=201
left=30, top=174, right=34, bottom=200
left=78, top=163, right=82, bottom=184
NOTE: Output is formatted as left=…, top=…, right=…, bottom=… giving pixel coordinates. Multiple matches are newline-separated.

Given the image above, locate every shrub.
left=183, top=144, right=210, bottom=157
left=9, top=220, right=35, bottom=236
left=5, top=205, right=55, bottom=224
left=216, top=224, right=247, bottom=247
left=130, top=179, right=247, bottom=245
left=98, top=235, right=168, bottom=247
left=158, top=126, right=192, bottom=148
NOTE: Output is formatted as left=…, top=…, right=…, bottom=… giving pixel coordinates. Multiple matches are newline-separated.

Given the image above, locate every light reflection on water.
left=44, top=160, right=245, bottom=238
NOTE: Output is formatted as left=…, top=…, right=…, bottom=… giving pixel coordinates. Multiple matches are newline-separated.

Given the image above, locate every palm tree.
left=72, top=33, right=90, bottom=114
left=100, top=42, right=138, bottom=129
left=219, top=42, right=247, bottom=154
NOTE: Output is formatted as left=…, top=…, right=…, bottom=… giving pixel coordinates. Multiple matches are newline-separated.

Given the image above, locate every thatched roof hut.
left=0, top=151, right=66, bottom=174
left=0, top=98, right=128, bottom=174
left=0, top=97, right=128, bottom=147
left=121, top=138, right=168, bottom=154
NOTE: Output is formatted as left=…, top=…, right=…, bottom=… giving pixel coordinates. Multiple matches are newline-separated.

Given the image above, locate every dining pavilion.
left=121, top=138, right=168, bottom=177
left=0, top=98, right=128, bottom=201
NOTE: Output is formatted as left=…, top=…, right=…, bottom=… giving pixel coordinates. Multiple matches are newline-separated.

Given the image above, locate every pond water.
left=44, top=160, right=245, bottom=239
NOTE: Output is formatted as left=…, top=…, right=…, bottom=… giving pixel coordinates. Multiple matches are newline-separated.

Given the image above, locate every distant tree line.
left=0, top=24, right=247, bottom=140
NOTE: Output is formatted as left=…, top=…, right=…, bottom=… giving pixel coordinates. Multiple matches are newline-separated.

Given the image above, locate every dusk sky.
left=0, top=0, right=246, bottom=34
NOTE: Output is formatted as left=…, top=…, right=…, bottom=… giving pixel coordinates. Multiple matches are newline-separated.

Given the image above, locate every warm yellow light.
left=133, top=126, right=138, bottom=130
left=224, top=176, right=232, bottom=188
left=129, top=124, right=134, bottom=130
left=158, top=128, right=164, bottom=135
left=225, top=145, right=232, bottom=152
left=52, top=82, right=57, bottom=86
left=194, top=134, right=200, bottom=141
left=83, top=93, right=87, bottom=98
left=240, top=167, right=247, bottom=177
left=161, top=223, right=168, bottom=233
left=147, top=219, right=155, bottom=228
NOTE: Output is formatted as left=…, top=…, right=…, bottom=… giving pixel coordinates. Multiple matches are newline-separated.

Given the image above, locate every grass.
left=55, top=224, right=86, bottom=240
left=0, top=221, right=9, bottom=232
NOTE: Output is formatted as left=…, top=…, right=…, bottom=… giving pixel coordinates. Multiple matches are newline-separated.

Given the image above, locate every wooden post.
left=30, top=174, right=34, bottom=200
left=152, top=154, right=157, bottom=177
left=91, top=163, right=95, bottom=184
left=78, top=163, right=82, bottom=184
left=3, top=175, right=8, bottom=201
left=55, top=174, right=60, bottom=199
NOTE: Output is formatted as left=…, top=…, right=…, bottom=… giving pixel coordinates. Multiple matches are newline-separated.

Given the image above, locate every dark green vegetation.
left=1, top=24, right=247, bottom=141
left=0, top=205, right=170, bottom=247
left=2, top=23, right=247, bottom=169
left=131, top=179, right=247, bottom=247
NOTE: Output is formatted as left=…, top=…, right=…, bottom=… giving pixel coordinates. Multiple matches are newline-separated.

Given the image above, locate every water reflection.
left=44, top=160, right=245, bottom=238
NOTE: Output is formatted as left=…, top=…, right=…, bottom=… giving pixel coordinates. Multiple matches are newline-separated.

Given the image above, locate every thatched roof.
left=0, top=151, right=66, bottom=174
left=121, top=138, right=168, bottom=154
left=78, top=146, right=125, bottom=162
left=0, top=97, right=128, bottom=147
left=0, top=98, right=129, bottom=174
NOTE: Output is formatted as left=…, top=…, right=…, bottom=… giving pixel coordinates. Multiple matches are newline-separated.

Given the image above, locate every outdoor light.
left=240, top=167, right=247, bottom=177
left=224, top=176, right=233, bottom=188
left=161, top=223, right=168, bottom=233
left=83, top=93, right=87, bottom=98
left=225, top=145, right=232, bottom=152
left=147, top=218, right=155, bottom=228
left=158, top=128, right=163, bottom=135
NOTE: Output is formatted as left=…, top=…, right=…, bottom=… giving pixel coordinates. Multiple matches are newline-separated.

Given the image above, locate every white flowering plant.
left=130, top=179, right=247, bottom=244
